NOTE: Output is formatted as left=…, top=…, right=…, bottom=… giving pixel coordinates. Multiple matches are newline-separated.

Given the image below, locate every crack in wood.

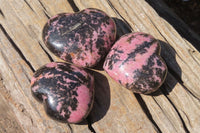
left=0, top=113, right=24, bottom=133
left=37, top=0, right=50, bottom=18
left=23, top=0, right=35, bottom=12
left=38, top=0, right=47, bottom=12
left=7, top=62, right=72, bottom=132
left=180, top=82, right=200, bottom=102
left=19, top=64, right=31, bottom=82
left=0, top=24, right=35, bottom=72
left=0, top=73, right=11, bottom=101
left=86, top=117, right=96, bottom=133
left=0, top=67, right=35, bottom=128
left=43, top=11, right=50, bottom=19
left=1, top=93, right=33, bottom=132
left=134, top=94, right=162, bottom=133
left=68, top=0, right=80, bottom=12
left=0, top=49, right=30, bottom=96
left=67, top=123, right=73, bottom=133
left=180, top=110, right=192, bottom=128
left=143, top=11, right=170, bottom=44
left=38, top=41, right=54, bottom=62
left=0, top=73, right=3, bottom=82
left=0, top=9, right=5, bottom=18
left=16, top=103, right=35, bottom=126
left=174, top=52, right=200, bottom=82
left=188, top=49, right=200, bottom=67
left=160, top=92, right=190, bottom=133
left=106, top=0, right=133, bottom=32
left=152, top=96, right=179, bottom=132
left=167, top=66, right=200, bottom=101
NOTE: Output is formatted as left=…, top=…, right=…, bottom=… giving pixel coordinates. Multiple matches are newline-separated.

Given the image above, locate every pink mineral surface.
left=31, top=62, right=94, bottom=123
left=103, top=32, right=167, bottom=94
left=42, top=8, right=116, bottom=67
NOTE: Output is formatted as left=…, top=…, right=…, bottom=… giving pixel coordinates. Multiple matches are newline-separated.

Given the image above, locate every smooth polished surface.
left=31, top=62, right=94, bottom=123
left=42, top=8, right=116, bottom=67
left=104, top=32, right=167, bottom=94
left=1, top=0, right=200, bottom=132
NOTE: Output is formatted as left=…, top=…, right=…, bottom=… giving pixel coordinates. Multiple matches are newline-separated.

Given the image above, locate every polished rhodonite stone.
left=103, top=32, right=167, bottom=94
left=42, top=8, right=116, bottom=67
left=30, top=62, right=94, bottom=123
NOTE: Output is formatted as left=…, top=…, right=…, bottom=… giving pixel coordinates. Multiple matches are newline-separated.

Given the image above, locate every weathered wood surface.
left=0, top=0, right=200, bottom=132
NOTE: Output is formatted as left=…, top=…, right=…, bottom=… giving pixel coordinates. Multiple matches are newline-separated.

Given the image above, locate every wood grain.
left=0, top=0, right=200, bottom=132
left=0, top=76, right=24, bottom=133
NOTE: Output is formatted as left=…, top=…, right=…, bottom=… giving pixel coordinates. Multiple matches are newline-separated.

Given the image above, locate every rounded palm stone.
left=103, top=32, right=167, bottom=94
left=42, top=8, right=116, bottom=67
left=30, top=62, right=94, bottom=123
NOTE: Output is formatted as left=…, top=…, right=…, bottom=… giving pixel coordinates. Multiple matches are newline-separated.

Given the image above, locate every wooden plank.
left=0, top=25, right=74, bottom=133
left=0, top=0, right=200, bottom=133
left=0, top=77, right=24, bottom=133
left=0, top=0, right=89, bottom=131
left=74, top=1, right=200, bottom=132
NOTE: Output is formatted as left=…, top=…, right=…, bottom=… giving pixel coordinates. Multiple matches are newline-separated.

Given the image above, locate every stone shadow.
left=77, top=71, right=110, bottom=128
left=134, top=40, right=183, bottom=131
left=149, top=40, right=182, bottom=96
left=93, top=17, right=132, bottom=70
left=77, top=18, right=132, bottom=132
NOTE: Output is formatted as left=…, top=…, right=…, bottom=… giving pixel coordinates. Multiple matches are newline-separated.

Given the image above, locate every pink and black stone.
left=103, top=32, right=167, bottom=94
left=42, top=8, right=116, bottom=67
left=30, top=62, right=94, bottom=123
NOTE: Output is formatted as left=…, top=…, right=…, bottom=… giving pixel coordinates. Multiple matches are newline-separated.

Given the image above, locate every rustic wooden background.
left=0, top=0, right=200, bottom=133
